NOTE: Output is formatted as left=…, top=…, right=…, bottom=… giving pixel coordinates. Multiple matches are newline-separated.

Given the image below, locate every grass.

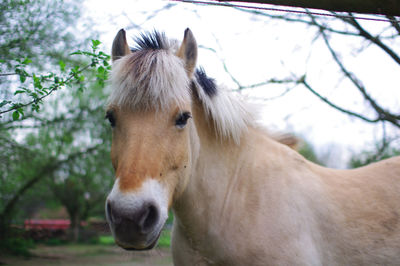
left=158, top=230, right=171, bottom=248
left=1, top=229, right=173, bottom=265
left=97, top=229, right=171, bottom=248
left=1, top=243, right=173, bottom=266
left=98, top=235, right=115, bottom=245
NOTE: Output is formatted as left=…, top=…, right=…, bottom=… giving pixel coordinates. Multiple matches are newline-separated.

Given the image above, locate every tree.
left=350, top=146, right=400, bottom=168
left=0, top=0, right=112, bottom=246
left=298, top=140, right=324, bottom=165
left=43, top=81, right=113, bottom=241
left=1, top=0, right=86, bottom=113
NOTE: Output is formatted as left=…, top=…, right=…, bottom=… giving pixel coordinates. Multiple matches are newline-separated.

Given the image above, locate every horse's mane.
left=108, top=31, right=255, bottom=144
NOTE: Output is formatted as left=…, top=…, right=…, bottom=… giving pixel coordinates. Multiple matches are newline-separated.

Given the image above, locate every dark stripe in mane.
left=195, top=67, right=217, bottom=97
left=132, top=30, right=168, bottom=51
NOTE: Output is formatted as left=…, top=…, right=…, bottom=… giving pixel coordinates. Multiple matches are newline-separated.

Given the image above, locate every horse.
left=104, top=28, right=400, bottom=265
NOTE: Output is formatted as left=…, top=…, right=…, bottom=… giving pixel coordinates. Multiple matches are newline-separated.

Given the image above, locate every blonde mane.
left=108, top=31, right=255, bottom=144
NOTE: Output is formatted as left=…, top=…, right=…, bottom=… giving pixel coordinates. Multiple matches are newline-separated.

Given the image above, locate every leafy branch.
left=0, top=40, right=111, bottom=120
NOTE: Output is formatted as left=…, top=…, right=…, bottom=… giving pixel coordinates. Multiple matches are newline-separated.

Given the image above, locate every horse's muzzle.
left=105, top=200, right=162, bottom=250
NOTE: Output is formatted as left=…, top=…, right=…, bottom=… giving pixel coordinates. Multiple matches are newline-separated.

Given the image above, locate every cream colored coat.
left=106, top=28, right=400, bottom=266
left=172, top=102, right=400, bottom=265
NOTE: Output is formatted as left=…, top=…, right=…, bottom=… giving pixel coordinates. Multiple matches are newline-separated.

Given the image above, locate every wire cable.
left=170, top=0, right=400, bottom=23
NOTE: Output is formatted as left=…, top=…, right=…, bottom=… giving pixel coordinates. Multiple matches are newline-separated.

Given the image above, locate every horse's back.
left=246, top=131, right=400, bottom=264
left=356, top=155, right=400, bottom=176
left=316, top=156, right=400, bottom=265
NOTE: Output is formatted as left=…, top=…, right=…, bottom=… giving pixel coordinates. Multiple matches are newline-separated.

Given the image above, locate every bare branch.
left=300, top=79, right=379, bottom=123
left=228, top=5, right=361, bottom=37
left=343, top=14, right=400, bottom=66
left=200, top=44, right=299, bottom=91
left=199, top=45, right=243, bottom=89
left=306, top=13, right=400, bottom=128
left=249, top=84, right=297, bottom=101
left=387, top=15, right=400, bottom=35
left=125, top=3, right=177, bottom=31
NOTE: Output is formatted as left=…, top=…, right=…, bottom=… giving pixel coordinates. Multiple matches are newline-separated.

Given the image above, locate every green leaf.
left=22, top=58, right=32, bottom=65
left=78, top=85, right=85, bottom=92
left=33, top=74, right=42, bottom=89
left=63, top=134, right=73, bottom=144
left=18, top=107, right=24, bottom=116
left=70, top=50, right=83, bottom=55
left=91, top=40, right=101, bottom=48
left=84, top=51, right=96, bottom=57
left=12, top=110, right=20, bottom=120
left=19, top=74, right=27, bottom=83
left=32, top=103, right=40, bottom=112
left=0, top=100, right=11, bottom=108
left=59, top=60, right=66, bottom=72
left=71, top=66, right=80, bottom=74
left=97, top=66, right=105, bottom=74
left=14, top=90, right=25, bottom=95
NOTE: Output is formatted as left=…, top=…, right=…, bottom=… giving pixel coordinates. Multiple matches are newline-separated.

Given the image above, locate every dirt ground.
left=1, top=244, right=173, bottom=266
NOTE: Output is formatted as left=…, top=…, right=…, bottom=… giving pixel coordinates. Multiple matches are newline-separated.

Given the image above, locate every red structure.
left=24, top=219, right=71, bottom=230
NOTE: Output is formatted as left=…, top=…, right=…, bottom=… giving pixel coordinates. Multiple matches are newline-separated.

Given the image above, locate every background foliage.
left=0, top=0, right=113, bottom=254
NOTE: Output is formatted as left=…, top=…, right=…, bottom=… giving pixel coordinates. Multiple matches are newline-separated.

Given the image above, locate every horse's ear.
left=177, top=28, right=197, bottom=77
left=112, top=29, right=131, bottom=62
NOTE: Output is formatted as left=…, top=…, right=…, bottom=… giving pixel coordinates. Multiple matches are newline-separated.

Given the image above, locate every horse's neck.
left=171, top=103, right=324, bottom=261
left=173, top=99, right=250, bottom=237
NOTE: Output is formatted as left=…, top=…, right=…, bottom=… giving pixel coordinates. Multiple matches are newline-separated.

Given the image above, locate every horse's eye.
left=175, top=112, right=192, bottom=129
left=105, top=110, right=116, bottom=128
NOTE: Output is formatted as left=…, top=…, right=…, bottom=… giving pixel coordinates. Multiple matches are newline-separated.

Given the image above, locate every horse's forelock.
left=132, top=30, right=170, bottom=52
left=192, top=68, right=256, bottom=144
left=195, top=68, right=217, bottom=97
left=108, top=29, right=256, bottom=145
left=108, top=48, right=191, bottom=111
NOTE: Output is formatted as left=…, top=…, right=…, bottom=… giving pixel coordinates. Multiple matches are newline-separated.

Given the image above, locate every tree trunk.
left=69, top=213, right=80, bottom=242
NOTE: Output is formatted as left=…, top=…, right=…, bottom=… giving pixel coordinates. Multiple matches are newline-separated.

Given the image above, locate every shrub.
left=0, top=236, right=35, bottom=257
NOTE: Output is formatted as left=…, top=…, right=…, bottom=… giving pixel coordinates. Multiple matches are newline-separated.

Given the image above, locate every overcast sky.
left=83, top=0, right=400, bottom=168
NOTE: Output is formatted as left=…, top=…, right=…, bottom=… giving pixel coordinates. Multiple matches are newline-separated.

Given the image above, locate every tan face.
left=106, top=27, right=198, bottom=251
left=105, top=104, right=193, bottom=250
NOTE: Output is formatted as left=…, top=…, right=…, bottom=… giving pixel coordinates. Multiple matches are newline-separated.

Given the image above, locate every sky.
left=82, top=0, right=400, bottom=168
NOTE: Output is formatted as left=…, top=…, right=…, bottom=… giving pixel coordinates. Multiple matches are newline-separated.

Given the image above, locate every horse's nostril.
left=106, top=201, right=121, bottom=224
left=106, top=200, right=160, bottom=239
left=106, top=201, right=113, bottom=223
left=138, top=203, right=159, bottom=234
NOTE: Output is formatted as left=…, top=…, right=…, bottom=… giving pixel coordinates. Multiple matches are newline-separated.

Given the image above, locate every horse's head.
left=105, top=29, right=198, bottom=250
